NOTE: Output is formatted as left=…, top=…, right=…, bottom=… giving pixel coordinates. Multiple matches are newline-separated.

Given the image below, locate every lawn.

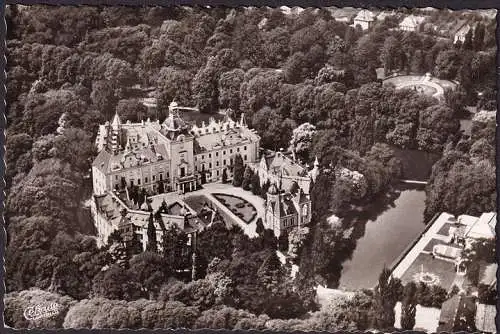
left=184, top=194, right=237, bottom=226
left=399, top=253, right=457, bottom=291
left=212, top=193, right=257, bottom=224
left=183, top=195, right=208, bottom=212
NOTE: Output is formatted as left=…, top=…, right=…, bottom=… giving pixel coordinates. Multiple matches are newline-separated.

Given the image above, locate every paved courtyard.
left=149, top=182, right=266, bottom=238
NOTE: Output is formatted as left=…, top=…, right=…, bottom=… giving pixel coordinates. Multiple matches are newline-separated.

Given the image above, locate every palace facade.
left=92, top=101, right=261, bottom=196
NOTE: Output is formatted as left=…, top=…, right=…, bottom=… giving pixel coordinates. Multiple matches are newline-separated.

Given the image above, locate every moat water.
left=336, top=148, right=438, bottom=290
left=337, top=184, right=427, bottom=290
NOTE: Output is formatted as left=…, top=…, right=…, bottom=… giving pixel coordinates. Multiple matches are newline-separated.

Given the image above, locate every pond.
left=337, top=184, right=428, bottom=290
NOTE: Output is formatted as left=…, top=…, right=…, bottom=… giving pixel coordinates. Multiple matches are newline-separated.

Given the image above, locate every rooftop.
left=354, top=9, right=375, bottom=22
left=399, top=15, right=426, bottom=27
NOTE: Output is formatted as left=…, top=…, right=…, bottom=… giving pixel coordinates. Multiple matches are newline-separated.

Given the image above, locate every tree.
left=250, top=172, right=261, bottom=195
left=255, top=218, right=265, bottom=235
left=289, top=123, right=316, bottom=162
left=115, top=99, right=148, bottom=123
left=401, top=282, right=417, bottom=330
left=221, top=168, right=228, bottom=184
left=241, top=165, right=253, bottom=191
left=90, top=80, right=117, bottom=119
left=462, top=29, right=473, bottom=50
left=473, top=23, right=485, bottom=51
left=379, top=36, right=402, bottom=74
left=146, top=214, right=158, bottom=253
left=232, top=154, right=244, bottom=187
left=374, top=267, right=402, bottom=329
left=162, top=224, right=189, bottom=271
left=218, top=69, right=244, bottom=111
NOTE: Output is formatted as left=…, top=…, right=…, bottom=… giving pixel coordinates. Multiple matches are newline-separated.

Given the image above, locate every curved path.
left=397, top=80, right=444, bottom=99
left=384, top=75, right=449, bottom=100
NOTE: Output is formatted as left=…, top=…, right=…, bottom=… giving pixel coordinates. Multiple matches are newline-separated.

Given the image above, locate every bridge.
left=400, top=179, right=428, bottom=185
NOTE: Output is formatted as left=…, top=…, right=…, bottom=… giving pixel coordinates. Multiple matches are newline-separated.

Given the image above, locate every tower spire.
left=240, top=113, right=247, bottom=127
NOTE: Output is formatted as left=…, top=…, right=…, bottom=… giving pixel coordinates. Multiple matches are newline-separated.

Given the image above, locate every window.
left=138, top=179, right=141, bottom=185
left=244, top=155, right=247, bottom=161
left=115, top=175, right=118, bottom=180
left=223, top=150, right=226, bottom=155
left=145, top=177, right=148, bottom=183
left=202, top=155, right=204, bottom=160
left=244, top=146, right=247, bottom=151
left=167, top=172, right=170, bottom=178
left=130, top=180, right=134, bottom=186
left=209, top=163, right=212, bottom=169
left=217, top=170, right=219, bottom=176
left=237, top=148, right=240, bottom=152
left=195, top=157, right=197, bottom=161
left=223, top=160, right=226, bottom=166
left=159, top=173, right=163, bottom=181
left=180, top=167, right=186, bottom=177
left=216, top=152, right=219, bottom=157
left=153, top=175, right=156, bottom=181
left=230, top=158, right=233, bottom=165
left=230, top=149, right=233, bottom=154
left=216, top=161, right=219, bottom=167
left=209, top=153, right=212, bottom=158
left=195, top=166, right=198, bottom=171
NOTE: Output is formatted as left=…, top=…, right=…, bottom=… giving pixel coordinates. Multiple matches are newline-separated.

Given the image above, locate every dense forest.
left=4, top=5, right=496, bottom=330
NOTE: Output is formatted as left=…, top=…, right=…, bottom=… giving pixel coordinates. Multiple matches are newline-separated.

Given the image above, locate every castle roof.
left=193, top=125, right=258, bottom=153
left=399, top=15, right=425, bottom=28
left=263, top=151, right=305, bottom=176
left=93, top=143, right=169, bottom=174
left=112, top=112, right=122, bottom=128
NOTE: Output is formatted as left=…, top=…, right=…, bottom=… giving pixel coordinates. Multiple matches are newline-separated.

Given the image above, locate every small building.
left=452, top=212, right=496, bottom=247
left=453, top=23, right=472, bottom=44
left=353, top=9, right=375, bottom=30
left=399, top=15, right=426, bottom=32
left=328, top=7, right=358, bottom=23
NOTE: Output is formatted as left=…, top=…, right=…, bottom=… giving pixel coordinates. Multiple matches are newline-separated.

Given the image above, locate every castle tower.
left=110, top=112, right=122, bottom=155
left=310, top=156, right=320, bottom=182
left=240, top=113, right=247, bottom=127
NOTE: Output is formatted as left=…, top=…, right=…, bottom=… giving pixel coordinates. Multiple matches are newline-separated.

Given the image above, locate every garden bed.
left=212, top=193, right=257, bottom=224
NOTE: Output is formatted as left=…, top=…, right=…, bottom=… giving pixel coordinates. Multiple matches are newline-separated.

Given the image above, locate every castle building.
left=91, top=101, right=318, bottom=244
left=264, top=180, right=312, bottom=238
left=92, top=101, right=260, bottom=196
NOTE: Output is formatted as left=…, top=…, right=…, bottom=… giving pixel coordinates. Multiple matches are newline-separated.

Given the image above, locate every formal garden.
left=212, top=193, right=257, bottom=224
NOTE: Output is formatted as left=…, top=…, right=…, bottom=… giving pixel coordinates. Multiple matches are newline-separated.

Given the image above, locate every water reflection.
left=334, top=183, right=427, bottom=289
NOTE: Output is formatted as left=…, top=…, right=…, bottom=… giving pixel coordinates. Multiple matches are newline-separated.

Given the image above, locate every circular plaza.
left=383, top=73, right=457, bottom=100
